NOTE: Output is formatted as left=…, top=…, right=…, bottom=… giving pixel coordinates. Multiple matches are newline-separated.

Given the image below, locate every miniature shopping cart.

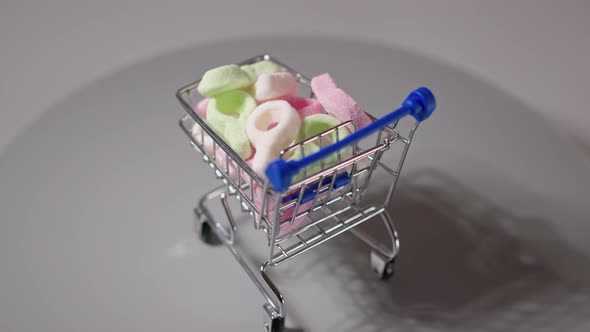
left=176, top=54, right=436, bottom=331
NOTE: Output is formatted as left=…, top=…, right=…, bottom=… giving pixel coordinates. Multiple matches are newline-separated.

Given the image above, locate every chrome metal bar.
left=275, top=205, right=354, bottom=244
left=287, top=142, right=387, bottom=193
left=349, top=209, right=399, bottom=260
left=220, top=192, right=237, bottom=244
left=180, top=118, right=269, bottom=223
left=384, top=121, right=420, bottom=207
left=288, top=183, right=308, bottom=225
left=357, top=149, right=384, bottom=200
left=197, top=186, right=285, bottom=319
left=271, top=205, right=383, bottom=266
left=261, top=261, right=285, bottom=317
left=268, top=195, right=282, bottom=258
left=319, top=170, right=339, bottom=206
left=308, top=174, right=326, bottom=213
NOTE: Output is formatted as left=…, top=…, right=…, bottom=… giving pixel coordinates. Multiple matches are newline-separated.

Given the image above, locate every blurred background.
left=1, top=0, right=589, bottom=152
left=1, top=1, right=589, bottom=332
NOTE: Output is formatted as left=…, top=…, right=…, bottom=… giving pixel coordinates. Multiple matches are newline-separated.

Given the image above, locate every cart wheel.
left=269, top=317, right=284, bottom=332
left=199, top=221, right=219, bottom=245
left=370, top=251, right=396, bottom=280
left=380, top=259, right=396, bottom=280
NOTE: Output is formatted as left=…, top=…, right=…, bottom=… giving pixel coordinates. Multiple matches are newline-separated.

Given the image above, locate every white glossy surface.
left=1, top=37, right=589, bottom=332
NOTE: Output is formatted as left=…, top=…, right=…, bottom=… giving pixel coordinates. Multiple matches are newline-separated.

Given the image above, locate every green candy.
left=197, top=64, right=253, bottom=97
left=240, top=60, right=281, bottom=81
left=297, top=114, right=349, bottom=143
left=206, top=90, right=256, bottom=159
left=297, top=114, right=351, bottom=165
left=288, top=143, right=321, bottom=180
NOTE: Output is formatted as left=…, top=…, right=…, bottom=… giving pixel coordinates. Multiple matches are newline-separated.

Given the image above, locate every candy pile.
left=191, top=60, right=372, bottom=179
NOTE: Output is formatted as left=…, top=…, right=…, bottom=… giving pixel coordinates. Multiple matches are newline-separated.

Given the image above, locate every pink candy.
left=252, top=183, right=315, bottom=225
left=311, top=73, right=338, bottom=90
left=215, top=145, right=255, bottom=180
left=279, top=95, right=325, bottom=118
left=195, top=98, right=209, bottom=119
left=311, top=73, right=372, bottom=129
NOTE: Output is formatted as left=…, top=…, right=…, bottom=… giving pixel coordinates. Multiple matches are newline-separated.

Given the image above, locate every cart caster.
left=199, top=221, right=220, bottom=245
left=265, top=317, right=284, bottom=332
left=380, top=259, right=395, bottom=280
left=370, top=251, right=396, bottom=280
left=263, top=303, right=285, bottom=332
left=194, top=208, right=219, bottom=245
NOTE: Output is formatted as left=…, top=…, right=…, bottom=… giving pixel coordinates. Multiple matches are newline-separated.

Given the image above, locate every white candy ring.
left=246, top=100, right=301, bottom=175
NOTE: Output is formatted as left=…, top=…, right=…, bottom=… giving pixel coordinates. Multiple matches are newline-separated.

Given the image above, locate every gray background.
left=1, top=0, right=590, bottom=152
left=1, top=36, right=589, bottom=331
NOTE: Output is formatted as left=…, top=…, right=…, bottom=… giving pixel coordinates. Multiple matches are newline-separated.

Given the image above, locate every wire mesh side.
left=178, top=55, right=420, bottom=256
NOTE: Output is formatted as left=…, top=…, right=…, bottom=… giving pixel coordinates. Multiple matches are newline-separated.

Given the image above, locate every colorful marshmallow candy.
left=206, top=90, right=256, bottom=159
left=246, top=100, right=301, bottom=176
left=311, top=73, right=372, bottom=129
left=194, top=61, right=372, bottom=181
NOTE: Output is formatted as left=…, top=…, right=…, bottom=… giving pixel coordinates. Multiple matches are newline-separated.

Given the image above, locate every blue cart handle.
left=265, top=87, right=437, bottom=192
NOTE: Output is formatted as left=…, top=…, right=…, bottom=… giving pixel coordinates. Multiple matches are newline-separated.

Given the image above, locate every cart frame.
left=176, top=54, right=435, bottom=331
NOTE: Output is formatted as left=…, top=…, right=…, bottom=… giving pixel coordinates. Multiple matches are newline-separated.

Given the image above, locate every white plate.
left=1, top=37, right=589, bottom=332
